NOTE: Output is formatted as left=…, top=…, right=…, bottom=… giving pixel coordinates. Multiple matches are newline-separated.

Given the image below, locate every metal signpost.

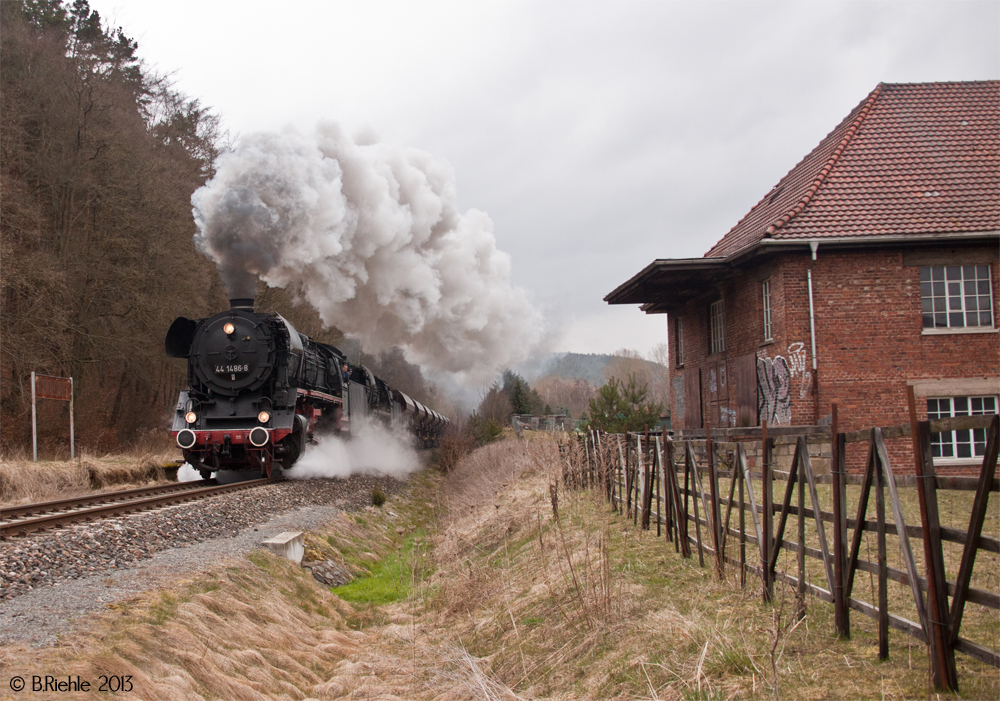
left=30, top=372, right=74, bottom=461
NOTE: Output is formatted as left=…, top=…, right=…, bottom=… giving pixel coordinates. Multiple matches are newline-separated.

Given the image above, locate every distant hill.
left=539, top=353, right=614, bottom=386
left=512, top=352, right=671, bottom=418
left=517, top=352, right=665, bottom=387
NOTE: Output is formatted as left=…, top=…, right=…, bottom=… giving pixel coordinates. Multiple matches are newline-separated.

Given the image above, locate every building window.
left=709, top=300, right=725, bottom=354
left=927, top=395, right=998, bottom=460
left=920, top=265, right=994, bottom=329
left=674, top=317, right=684, bottom=366
left=762, top=279, right=773, bottom=341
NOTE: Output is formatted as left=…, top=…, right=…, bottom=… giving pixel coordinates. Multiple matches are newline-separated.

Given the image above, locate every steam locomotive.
left=165, top=298, right=449, bottom=478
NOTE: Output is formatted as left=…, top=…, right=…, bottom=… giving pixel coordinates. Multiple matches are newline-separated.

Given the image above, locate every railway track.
left=1, top=477, right=281, bottom=540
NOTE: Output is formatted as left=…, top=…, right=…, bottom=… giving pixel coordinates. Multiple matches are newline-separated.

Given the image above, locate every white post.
left=69, top=377, right=75, bottom=459
left=31, top=371, right=37, bottom=462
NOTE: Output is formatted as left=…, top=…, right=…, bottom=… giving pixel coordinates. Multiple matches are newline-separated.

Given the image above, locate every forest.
left=0, top=0, right=442, bottom=455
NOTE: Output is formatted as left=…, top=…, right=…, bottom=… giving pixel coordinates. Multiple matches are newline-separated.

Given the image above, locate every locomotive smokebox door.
left=189, top=309, right=276, bottom=396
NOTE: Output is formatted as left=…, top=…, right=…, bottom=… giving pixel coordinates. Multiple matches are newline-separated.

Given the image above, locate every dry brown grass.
left=414, top=436, right=999, bottom=699
left=0, top=449, right=180, bottom=507
left=0, top=553, right=361, bottom=700
left=691, top=466, right=1000, bottom=662
left=1, top=437, right=996, bottom=700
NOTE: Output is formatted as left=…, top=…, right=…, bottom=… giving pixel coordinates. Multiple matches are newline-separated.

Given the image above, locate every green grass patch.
left=520, top=615, right=545, bottom=628
left=332, top=529, right=429, bottom=605
left=144, top=592, right=178, bottom=626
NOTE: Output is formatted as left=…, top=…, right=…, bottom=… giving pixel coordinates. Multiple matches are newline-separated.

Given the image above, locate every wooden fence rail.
left=565, top=400, right=999, bottom=692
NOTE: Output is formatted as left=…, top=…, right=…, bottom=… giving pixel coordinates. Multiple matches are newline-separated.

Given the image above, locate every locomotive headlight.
left=223, top=322, right=236, bottom=335
left=258, top=411, right=271, bottom=423
left=185, top=411, right=197, bottom=424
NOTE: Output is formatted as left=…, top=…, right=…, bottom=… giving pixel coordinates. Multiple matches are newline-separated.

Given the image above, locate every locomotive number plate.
left=215, top=365, right=249, bottom=374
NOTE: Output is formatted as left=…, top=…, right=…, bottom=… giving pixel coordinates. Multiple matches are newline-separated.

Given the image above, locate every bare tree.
left=1, top=0, right=229, bottom=453
left=603, top=348, right=669, bottom=410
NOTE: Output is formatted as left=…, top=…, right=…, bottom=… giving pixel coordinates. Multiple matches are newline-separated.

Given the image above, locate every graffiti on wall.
left=757, top=355, right=792, bottom=425
left=757, top=341, right=811, bottom=425
left=787, top=342, right=812, bottom=399
left=720, top=406, right=737, bottom=427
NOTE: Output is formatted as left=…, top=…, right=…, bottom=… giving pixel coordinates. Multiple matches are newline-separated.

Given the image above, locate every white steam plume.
left=177, top=463, right=200, bottom=482
left=284, top=422, right=420, bottom=480
left=192, top=122, right=543, bottom=378
left=178, top=424, right=418, bottom=481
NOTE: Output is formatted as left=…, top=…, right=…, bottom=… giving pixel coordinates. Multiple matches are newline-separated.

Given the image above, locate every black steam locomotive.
left=165, top=299, right=449, bottom=478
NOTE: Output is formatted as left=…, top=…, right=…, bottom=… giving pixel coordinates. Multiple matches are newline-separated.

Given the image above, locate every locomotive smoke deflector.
left=276, top=314, right=304, bottom=355
left=165, top=317, right=198, bottom=358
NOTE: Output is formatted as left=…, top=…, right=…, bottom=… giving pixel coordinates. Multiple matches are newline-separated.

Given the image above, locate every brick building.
left=606, top=81, right=999, bottom=473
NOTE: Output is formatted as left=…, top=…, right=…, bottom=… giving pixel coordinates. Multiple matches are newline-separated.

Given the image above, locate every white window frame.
left=675, top=316, right=684, bottom=367
left=762, top=279, right=773, bottom=342
left=926, top=395, right=998, bottom=463
left=920, top=265, right=994, bottom=330
left=709, top=300, right=725, bottom=355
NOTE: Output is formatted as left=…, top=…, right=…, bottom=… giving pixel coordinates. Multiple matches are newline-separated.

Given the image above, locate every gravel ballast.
left=0, top=474, right=406, bottom=647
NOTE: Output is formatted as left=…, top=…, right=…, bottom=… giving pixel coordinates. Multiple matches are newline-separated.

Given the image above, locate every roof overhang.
left=604, top=258, right=731, bottom=313
left=605, top=230, right=1000, bottom=315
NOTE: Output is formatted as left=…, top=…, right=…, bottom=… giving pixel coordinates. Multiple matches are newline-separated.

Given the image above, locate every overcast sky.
left=88, top=0, right=999, bottom=359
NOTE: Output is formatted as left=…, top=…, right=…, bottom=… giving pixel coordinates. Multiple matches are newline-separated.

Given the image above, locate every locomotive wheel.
left=278, top=433, right=302, bottom=470
left=278, top=414, right=308, bottom=469
left=198, top=468, right=213, bottom=480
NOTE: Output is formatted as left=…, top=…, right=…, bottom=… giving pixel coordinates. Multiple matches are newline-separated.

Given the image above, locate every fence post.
left=706, top=423, right=723, bottom=578
left=664, top=438, right=689, bottom=557
left=641, top=429, right=653, bottom=530
left=617, top=436, right=627, bottom=513
left=69, top=376, right=75, bottom=460
left=875, top=428, right=931, bottom=645
left=660, top=438, right=671, bottom=541
left=949, top=415, right=999, bottom=646
left=831, top=403, right=849, bottom=637
left=598, top=431, right=613, bottom=501
left=648, top=430, right=655, bottom=529
left=907, top=387, right=958, bottom=692
left=874, top=433, right=889, bottom=659
left=686, top=442, right=705, bottom=568
left=738, top=442, right=746, bottom=587
left=797, top=455, right=806, bottom=613
left=625, top=437, right=633, bottom=519
left=635, top=434, right=643, bottom=526
left=762, top=420, right=774, bottom=602
left=31, top=371, right=38, bottom=462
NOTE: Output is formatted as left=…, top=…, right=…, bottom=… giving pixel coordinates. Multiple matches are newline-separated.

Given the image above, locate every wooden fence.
left=565, top=393, right=999, bottom=692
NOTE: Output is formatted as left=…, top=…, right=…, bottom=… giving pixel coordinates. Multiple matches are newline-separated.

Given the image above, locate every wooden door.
left=683, top=367, right=702, bottom=430
left=730, top=352, right=758, bottom=427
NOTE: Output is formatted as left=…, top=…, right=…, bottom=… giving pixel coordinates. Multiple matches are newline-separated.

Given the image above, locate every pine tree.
left=587, top=374, right=662, bottom=433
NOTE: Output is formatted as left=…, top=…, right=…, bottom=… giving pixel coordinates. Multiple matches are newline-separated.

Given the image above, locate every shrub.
left=371, top=484, right=386, bottom=507
left=436, top=430, right=473, bottom=473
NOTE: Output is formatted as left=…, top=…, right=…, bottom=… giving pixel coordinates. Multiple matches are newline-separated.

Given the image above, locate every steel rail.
left=1, top=477, right=280, bottom=539
left=1, top=480, right=214, bottom=521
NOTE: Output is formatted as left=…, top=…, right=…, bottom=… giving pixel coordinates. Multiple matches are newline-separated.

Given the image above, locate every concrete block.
left=262, top=531, right=304, bottom=564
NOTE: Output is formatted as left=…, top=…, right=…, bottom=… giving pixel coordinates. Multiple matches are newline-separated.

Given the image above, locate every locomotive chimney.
left=230, top=298, right=255, bottom=311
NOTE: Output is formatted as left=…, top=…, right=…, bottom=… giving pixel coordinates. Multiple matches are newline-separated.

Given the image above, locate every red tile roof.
left=704, top=81, right=1000, bottom=258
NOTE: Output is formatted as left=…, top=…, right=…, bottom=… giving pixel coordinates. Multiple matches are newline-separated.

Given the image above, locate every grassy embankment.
left=0, top=450, right=181, bottom=507
left=0, top=436, right=997, bottom=700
